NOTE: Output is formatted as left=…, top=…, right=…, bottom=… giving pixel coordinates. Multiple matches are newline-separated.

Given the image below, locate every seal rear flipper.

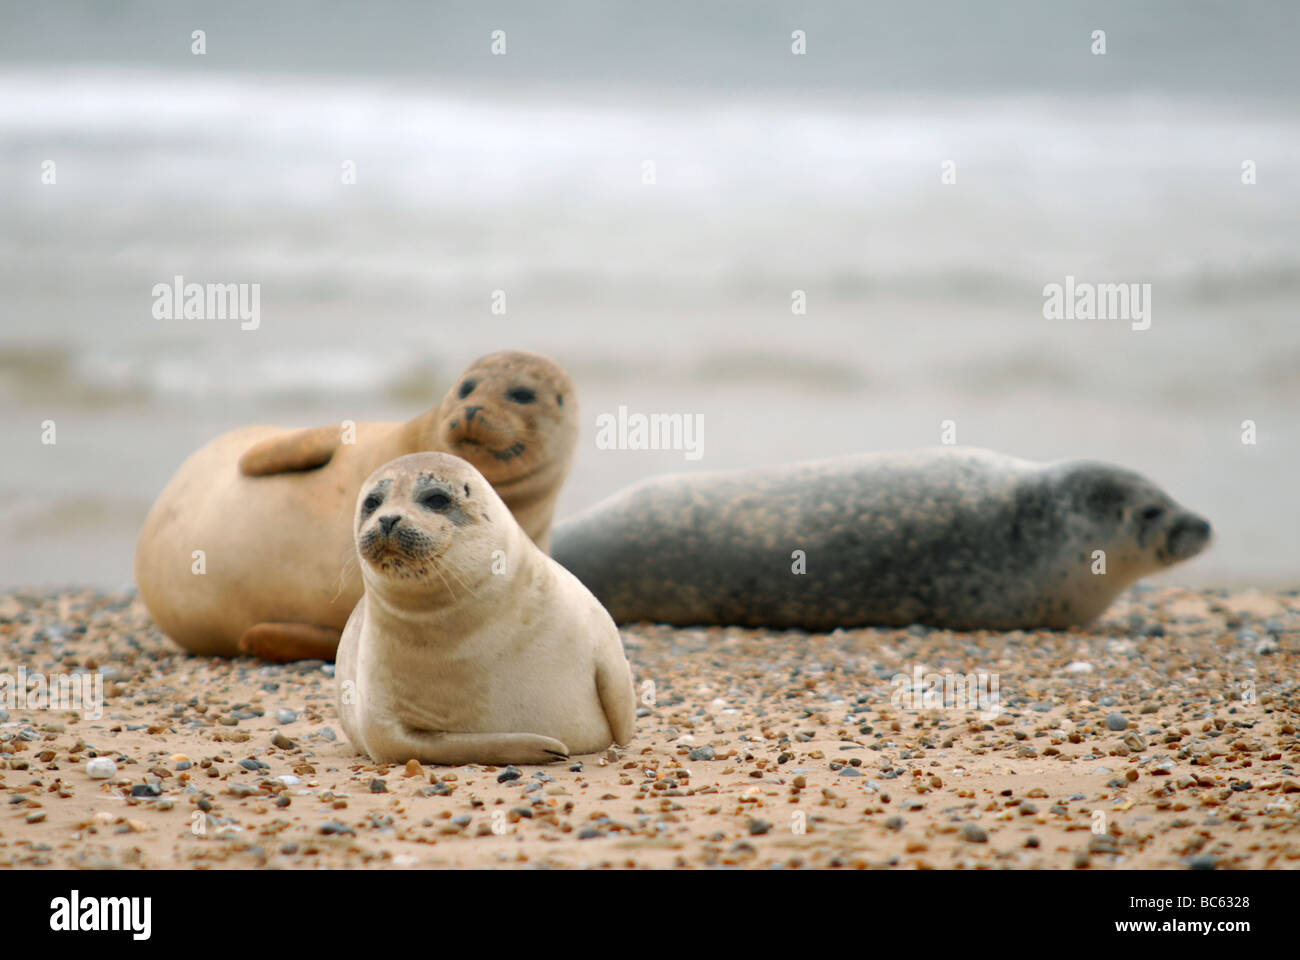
left=238, top=426, right=340, bottom=476
left=239, top=622, right=342, bottom=662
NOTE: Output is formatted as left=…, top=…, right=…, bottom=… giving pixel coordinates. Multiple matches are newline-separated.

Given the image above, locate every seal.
left=552, top=448, right=1212, bottom=631
left=336, top=452, right=636, bottom=764
left=134, top=350, right=578, bottom=660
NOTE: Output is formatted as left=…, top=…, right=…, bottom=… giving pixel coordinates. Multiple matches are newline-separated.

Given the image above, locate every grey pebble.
left=960, top=824, right=988, bottom=843
left=1106, top=713, right=1128, bottom=731
left=276, top=709, right=298, bottom=725
left=688, top=746, right=715, bottom=761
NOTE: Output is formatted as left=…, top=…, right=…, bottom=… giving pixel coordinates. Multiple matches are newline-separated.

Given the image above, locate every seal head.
left=1055, top=461, right=1212, bottom=574
left=353, top=452, right=508, bottom=603
left=427, top=350, right=577, bottom=490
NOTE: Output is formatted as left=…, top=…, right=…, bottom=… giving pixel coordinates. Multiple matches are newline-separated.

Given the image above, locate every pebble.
left=497, top=766, right=521, bottom=783
left=86, top=757, right=117, bottom=779
left=884, top=815, right=904, bottom=831
left=1066, top=661, right=1094, bottom=674
left=276, top=709, right=298, bottom=724
left=689, top=746, right=715, bottom=761
left=960, top=824, right=988, bottom=843
left=1105, top=713, right=1129, bottom=731
left=369, top=779, right=387, bottom=793
left=271, top=733, right=297, bottom=750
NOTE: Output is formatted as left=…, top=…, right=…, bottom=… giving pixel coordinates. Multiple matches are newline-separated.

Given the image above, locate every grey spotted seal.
left=135, top=350, right=578, bottom=661
left=336, top=452, right=636, bottom=764
left=552, top=448, right=1212, bottom=631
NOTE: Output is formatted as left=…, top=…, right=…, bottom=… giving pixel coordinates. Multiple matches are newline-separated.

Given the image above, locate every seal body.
left=552, top=448, right=1212, bottom=631
left=135, top=350, right=578, bottom=657
left=336, top=453, right=636, bottom=764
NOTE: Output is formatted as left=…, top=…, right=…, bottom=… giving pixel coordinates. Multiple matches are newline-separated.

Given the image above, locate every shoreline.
left=0, top=585, right=1297, bottom=869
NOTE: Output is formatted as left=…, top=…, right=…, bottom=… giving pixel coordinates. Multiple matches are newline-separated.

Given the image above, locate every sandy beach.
left=1, top=585, right=1296, bottom=870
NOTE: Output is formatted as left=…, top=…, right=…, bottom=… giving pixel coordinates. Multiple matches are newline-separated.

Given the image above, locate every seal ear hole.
left=1085, top=482, right=1126, bottom=519
left=458, top=380, right=476, bottom=399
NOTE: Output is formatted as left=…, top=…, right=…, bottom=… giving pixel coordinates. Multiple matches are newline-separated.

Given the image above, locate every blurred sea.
left=1, top=1, right=1297, bottom=589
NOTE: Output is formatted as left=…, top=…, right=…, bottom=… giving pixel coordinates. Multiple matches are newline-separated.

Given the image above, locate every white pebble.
left=86, top=757, right=117, bottom=779
left=1065, top=661, right=1094, bottom=674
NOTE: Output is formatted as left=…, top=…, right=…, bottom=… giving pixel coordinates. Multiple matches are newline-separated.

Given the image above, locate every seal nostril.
left=379, top=514, right=401, bottom=535
left=464, top=405, right=482, bottom=422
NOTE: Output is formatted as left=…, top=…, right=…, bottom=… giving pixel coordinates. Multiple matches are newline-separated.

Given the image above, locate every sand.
left=1, top=585, right=1297, bottom=870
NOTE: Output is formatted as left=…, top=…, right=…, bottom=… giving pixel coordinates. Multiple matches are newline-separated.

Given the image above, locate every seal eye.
left=420, top=491, right=452, bottom=512
left=1141, top=506, right=1165, bottom=523
left=507, top=387, right=537, bottom=404
left=361, top=493, right=383, bottom=516
left=458, top=380, right=476, bottom=399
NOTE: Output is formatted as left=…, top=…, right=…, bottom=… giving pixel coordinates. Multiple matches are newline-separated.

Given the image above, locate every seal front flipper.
left=238, top=426, right=340, bottom=476
left=239, top=622, right=342, bottom=662
left=595, top=650, right=636, bottom=746
left=364, top=729, right=570, bottom=766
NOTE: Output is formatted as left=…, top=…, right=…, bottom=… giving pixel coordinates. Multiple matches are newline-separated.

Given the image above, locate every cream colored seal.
left=336, top=452, right=636, bottom=764
left=134, top=350, right=578, bottom=660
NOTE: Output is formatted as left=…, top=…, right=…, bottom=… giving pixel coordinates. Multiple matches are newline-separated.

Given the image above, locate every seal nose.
left=378, top=514, right=401, bottom=536
left=464, top=405, right=482, bottom=422
left=1166, top=513, right=1212, bottom=560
